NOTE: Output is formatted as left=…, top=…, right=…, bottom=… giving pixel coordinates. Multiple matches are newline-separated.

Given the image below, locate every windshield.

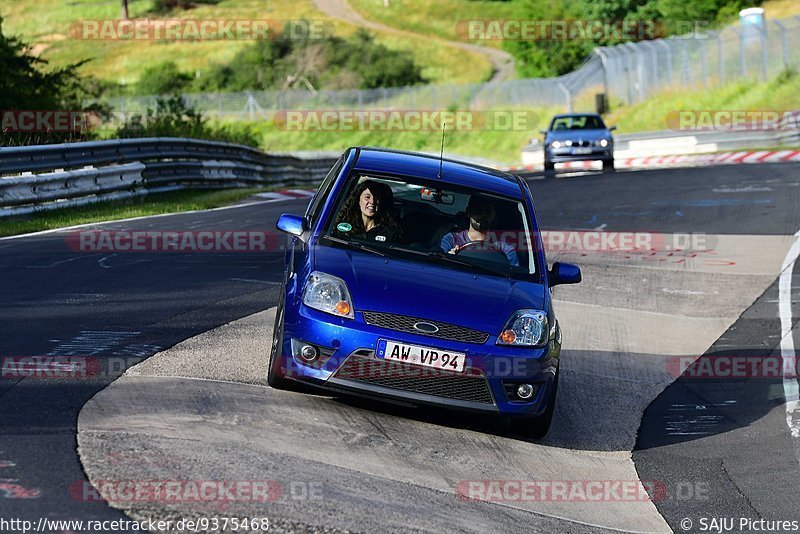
left=320, top=173, right=538, bottom=279
left=550, top=115, right=606, bottom=131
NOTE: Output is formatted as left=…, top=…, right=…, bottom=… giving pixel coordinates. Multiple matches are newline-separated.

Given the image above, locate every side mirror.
left=608, top=125, right=617, bottom=131
left=276, top=213, right=306, bottom=237
left=539, top=130, right=548, bottom=135
left=549, top=262, right=581, bottom=286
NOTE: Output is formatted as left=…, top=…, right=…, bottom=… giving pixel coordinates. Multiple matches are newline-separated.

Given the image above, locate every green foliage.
left=149, top=0, right=220, bottom=14
left=0, top=16, right=106, bottom=146
left=505, top=0, right=765, bottom=77
left=193, top=26, right=426, bottom=92
left=502, top=0, right=593, bottom=77
left=115, top=94, right=261, bottom=146
left=136, top=61, right=193, bottom=95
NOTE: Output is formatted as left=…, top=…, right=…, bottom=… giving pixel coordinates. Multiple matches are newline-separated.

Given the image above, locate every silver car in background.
left=541, top=113, right=616, bottom=171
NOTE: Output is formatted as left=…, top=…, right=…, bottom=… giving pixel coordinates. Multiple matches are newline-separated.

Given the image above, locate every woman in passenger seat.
left=440, top=196, right=519, bottom=266
left=333, top=179, right=404, bottom=243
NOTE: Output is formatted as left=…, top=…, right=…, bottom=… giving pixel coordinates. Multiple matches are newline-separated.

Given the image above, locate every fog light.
left=517, top=383, right=535, bottom=400
left=299, top=344, right=318, bottom=362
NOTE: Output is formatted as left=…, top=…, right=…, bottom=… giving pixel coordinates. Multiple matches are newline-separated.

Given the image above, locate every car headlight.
left=564, top=140, right=573, bottom=147
left=497, top=310, right=548, bottom=347
left=551, top=141, right=562, bottom=149
left=302, top=271, right=354, bottom=319
left=595, top=138, right=610, bottom=147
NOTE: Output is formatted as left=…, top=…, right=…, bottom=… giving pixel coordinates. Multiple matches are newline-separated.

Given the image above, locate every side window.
left=305, top=156, right=343, bottom=226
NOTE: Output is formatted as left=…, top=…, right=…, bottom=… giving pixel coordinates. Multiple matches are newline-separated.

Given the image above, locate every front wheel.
left=602, top=158, right=615, bottom=171
left=505, top=369, right=559, bottom=439
left=267, top=289, right=293, bottom=390
left=543, top=160, right=555, bottom=172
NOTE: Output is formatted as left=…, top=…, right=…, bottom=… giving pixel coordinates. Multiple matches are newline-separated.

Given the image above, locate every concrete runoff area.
left=77, top=232, right=795, bottom=532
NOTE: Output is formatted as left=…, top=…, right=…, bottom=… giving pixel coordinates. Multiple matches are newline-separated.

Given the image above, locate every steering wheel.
left=454, top=240, right=509, bottom=264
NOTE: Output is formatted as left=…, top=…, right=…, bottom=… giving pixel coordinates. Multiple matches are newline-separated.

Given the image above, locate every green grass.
left=0, top=0, right=489, bottom=86
left=0, top=187, right=272, bottom=237
left=348, top=0, right=523, bottom=49
left=235, top=70, right=800, bottom=162
left=246, top=105, right=562, bottom=163
left=607, top=70, right=800, bottom=132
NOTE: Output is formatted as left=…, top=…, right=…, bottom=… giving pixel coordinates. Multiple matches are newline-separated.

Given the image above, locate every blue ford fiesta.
left=270, top=147, right=581, bottom=438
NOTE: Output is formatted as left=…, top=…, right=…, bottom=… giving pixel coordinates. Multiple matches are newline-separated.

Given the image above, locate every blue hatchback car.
left=270, top=147, right=581, bottom=437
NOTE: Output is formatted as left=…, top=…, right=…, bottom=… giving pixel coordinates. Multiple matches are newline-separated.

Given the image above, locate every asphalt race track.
left=2, top=163, right=800, bottom=532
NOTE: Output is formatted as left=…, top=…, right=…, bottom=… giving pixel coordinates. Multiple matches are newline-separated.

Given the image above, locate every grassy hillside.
left=0, top=0, right=490, bottom=87
left=218, top=70, right=799, bottom=163
left=349, top=0, right=800, bottom=45
left=608, top=70, right=800, bottom=133
left=348, top=0, right=523, bottom=49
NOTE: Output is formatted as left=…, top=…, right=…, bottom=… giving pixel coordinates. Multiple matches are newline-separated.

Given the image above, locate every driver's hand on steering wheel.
left=448, top=245, right=461, bottom=254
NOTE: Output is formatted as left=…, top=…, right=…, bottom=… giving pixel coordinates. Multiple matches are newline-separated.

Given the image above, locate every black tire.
left=602, top=158, right=615, bottom=171
left=267, top=286, right=293, bottom=390
left=543, top=160, right=555, bottom=172
left=506, top=368, right=559, bottom=439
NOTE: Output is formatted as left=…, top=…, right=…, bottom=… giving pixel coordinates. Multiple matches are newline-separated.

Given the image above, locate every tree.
left=121, top=0, right=129, bottom=20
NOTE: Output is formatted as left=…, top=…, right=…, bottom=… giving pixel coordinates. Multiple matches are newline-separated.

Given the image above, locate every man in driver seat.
left=440, top=196, right=519, bottom=266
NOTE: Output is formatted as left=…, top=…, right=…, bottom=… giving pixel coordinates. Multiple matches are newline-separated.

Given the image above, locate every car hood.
left=313, top=245, right=546, bottom=335
left=546, top=129, right=610, bottom=141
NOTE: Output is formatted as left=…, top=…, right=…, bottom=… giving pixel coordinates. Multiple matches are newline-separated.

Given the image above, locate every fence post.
left=657, top=40, right=673, bottom=86
left=595, top=48, right=610, bottom=102
left=558, top=82, right=572, bottom=112
left=730, top=27, right=747, bottom=77
left=773, top=20, right=790, bottom=69
left=717, top=33, right=725, bottom=84
left=757, top=25, right=769, bottom=80
left=700, top=39, right=709, bottom=86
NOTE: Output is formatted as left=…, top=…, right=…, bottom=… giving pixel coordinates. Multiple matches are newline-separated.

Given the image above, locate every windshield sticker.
left=337, top=222, right=352, bottom=233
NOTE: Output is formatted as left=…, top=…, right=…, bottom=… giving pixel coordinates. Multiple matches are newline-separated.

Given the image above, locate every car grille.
left=362, top=311, right=489, bottom=344
left=571, top=139, right=591, bottom=147
left=333, top=355, right=494, bottom=404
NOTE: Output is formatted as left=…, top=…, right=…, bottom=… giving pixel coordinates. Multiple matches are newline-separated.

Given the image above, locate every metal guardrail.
left=0, top=138, right=337, bottom=217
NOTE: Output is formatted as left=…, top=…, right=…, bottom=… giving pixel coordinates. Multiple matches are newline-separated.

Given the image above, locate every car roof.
left=551, top=112, right=603, bottom=119
left=351, top=147, right=523, bottom=199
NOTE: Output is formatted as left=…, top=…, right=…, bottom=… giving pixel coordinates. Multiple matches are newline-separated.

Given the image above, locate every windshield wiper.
left=322, top=235, right=387, bottom=257
left=388, top=245, right=508, bottom=277
left=429, top=250, right=509, bottom=277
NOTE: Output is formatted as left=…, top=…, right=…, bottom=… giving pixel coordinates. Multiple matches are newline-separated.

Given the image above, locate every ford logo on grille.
left=413, top=322, right=439, bottom=334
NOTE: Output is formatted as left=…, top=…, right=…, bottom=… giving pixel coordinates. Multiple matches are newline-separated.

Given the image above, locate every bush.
left=193, top=26, right=426, bottom=92
left=149, top=0, right=219, bottom=13
left=137, top=61, right=192, bottom=95
left=115, top=95, right=261, bottom=147
left=0, top=16, right=106, bottom=146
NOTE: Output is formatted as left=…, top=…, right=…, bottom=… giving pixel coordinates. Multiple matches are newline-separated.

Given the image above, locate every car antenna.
left=437, top=122, right=446, bottom=179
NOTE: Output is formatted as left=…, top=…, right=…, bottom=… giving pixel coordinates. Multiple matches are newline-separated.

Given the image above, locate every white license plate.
left=572, top=147, right=593, bottom=155
left=377, top=339, right=466, bottom=373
